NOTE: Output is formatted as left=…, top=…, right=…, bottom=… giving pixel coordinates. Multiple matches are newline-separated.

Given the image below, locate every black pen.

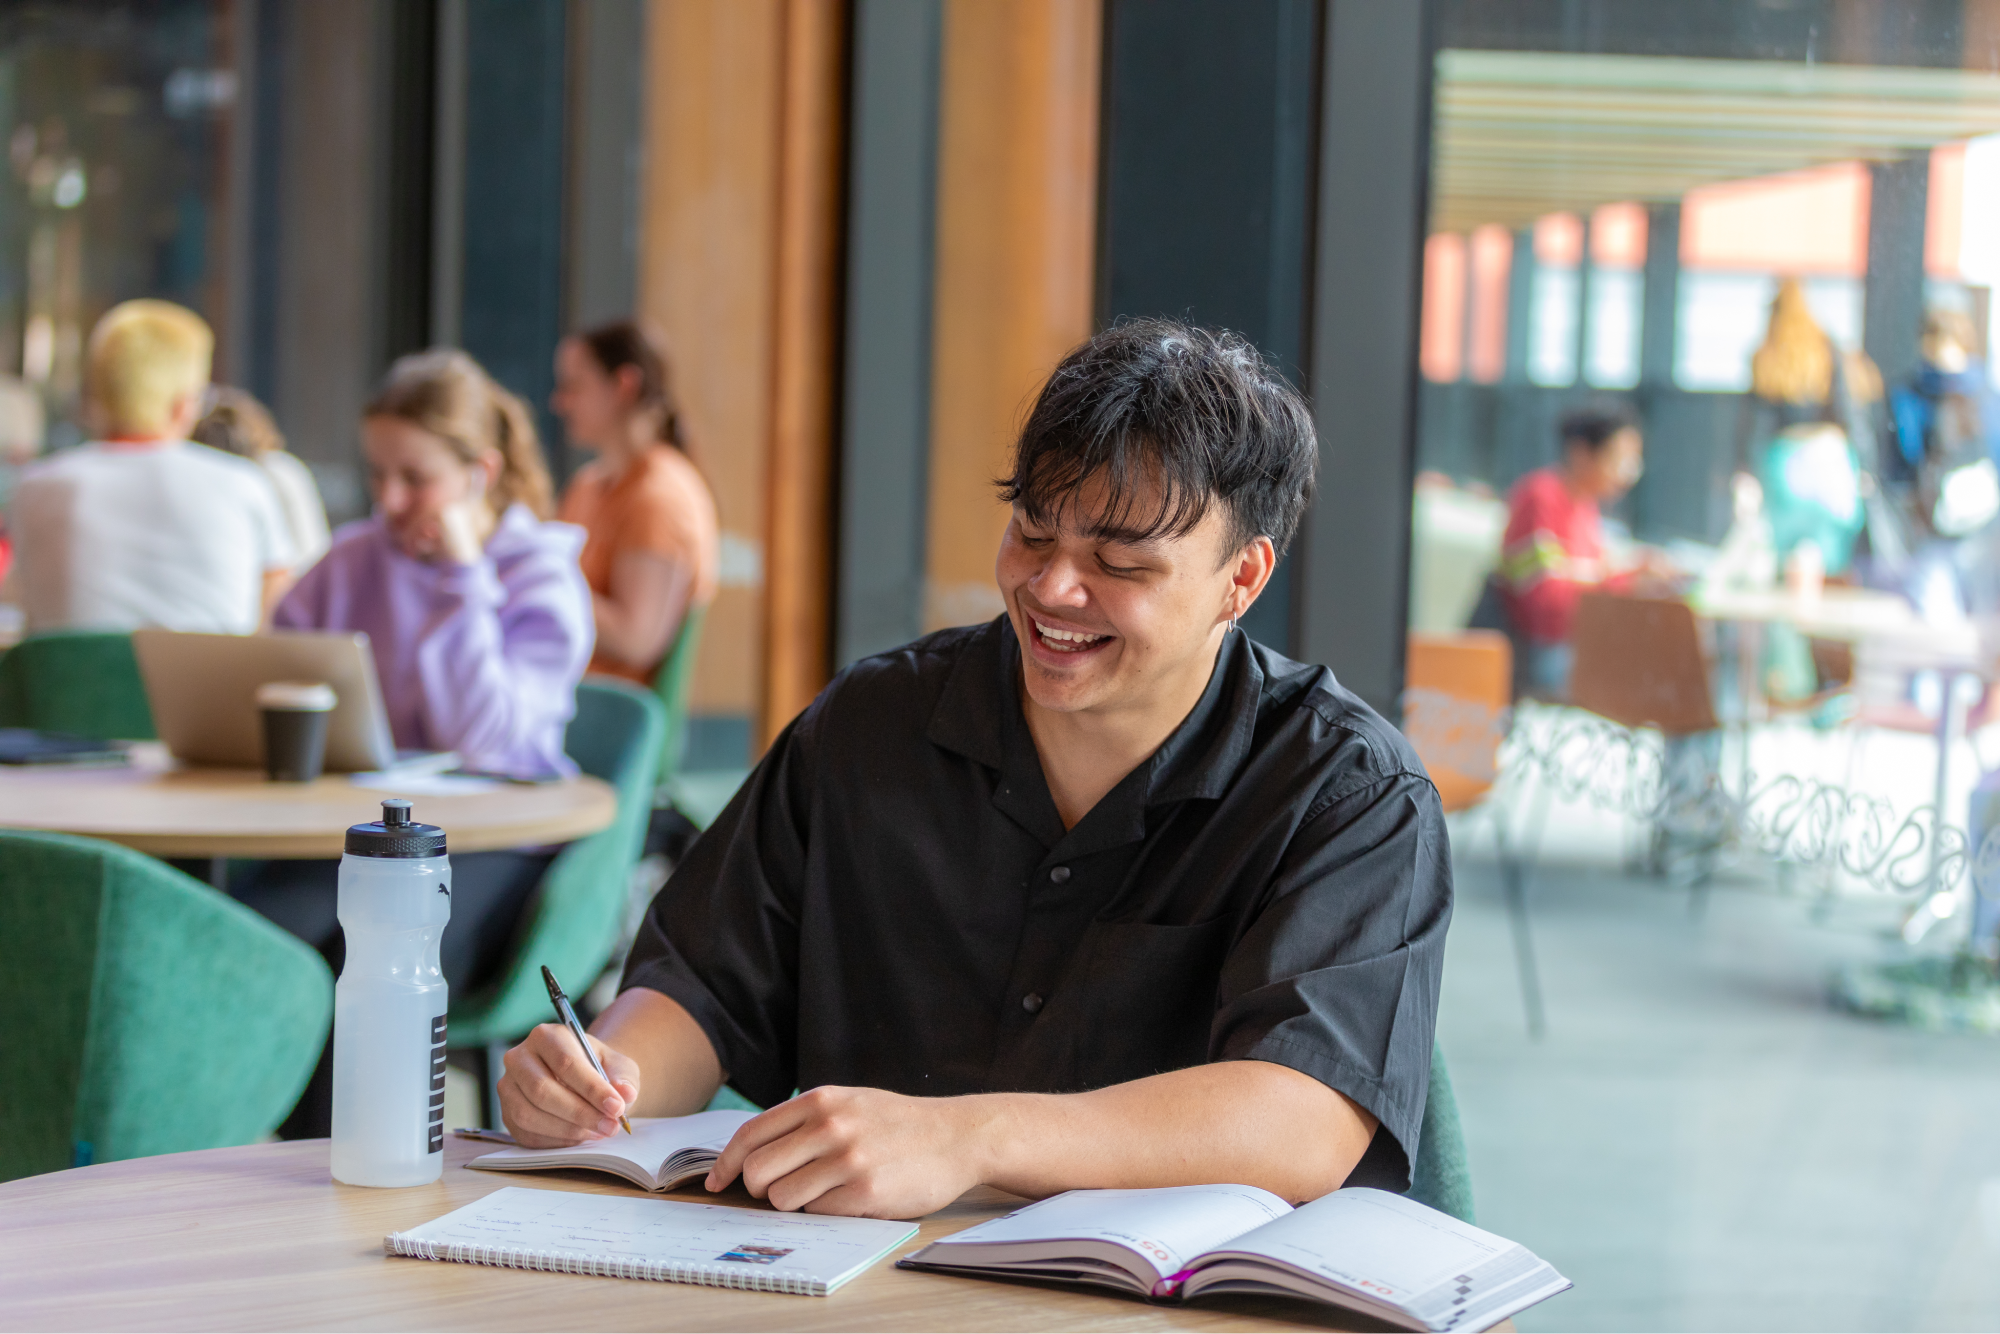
left=541, top=965, right=633, bottom=1136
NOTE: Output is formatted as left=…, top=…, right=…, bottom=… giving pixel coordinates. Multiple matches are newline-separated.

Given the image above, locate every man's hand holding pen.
left=499, top=1023, right=642, bottom=1146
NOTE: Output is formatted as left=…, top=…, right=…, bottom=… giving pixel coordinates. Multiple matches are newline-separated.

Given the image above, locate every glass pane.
left=0, top=0, right=235, bottom=450
left=1411, top=4, right=2000, bottom=1328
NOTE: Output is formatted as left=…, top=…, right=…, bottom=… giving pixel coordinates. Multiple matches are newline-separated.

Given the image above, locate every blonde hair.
left=86, top=300, right=214, bottom=438
left=1750, top=279, right=1832, bottom=406
left=365, top=349, right=554, bottom=519
left=191, top=386, right=285, bottom=458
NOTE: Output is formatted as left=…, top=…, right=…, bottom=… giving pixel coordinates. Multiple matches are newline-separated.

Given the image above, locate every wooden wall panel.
left=639, top=0, right=845, bottom=753
left=761, top=0, right=847, bottom=747
left=923, top=0, right=1102, bottom=631
left=639, top=0, right=783, bottom=727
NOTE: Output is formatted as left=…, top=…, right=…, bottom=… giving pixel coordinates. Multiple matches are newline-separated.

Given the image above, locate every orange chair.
left=1569, top=591, right=1727, bottom=893
left=1568, top=591, right=1717, bottom=736
left=1405, top=631, right=1545, bottom=1037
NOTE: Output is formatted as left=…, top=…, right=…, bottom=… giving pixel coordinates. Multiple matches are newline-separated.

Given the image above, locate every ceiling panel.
left=1431, top=50, right=2000, bottom=233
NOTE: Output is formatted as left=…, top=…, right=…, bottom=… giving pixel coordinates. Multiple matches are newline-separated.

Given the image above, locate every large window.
left=1, top=0, right=236, bottom=448
left=1410, top=6, right=2000, bottom=1330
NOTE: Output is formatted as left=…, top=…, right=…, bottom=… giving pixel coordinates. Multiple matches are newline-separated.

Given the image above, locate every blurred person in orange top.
left=552, top=321, right=719, bottom=684
left=1497, top=402, right=1651, bottom=699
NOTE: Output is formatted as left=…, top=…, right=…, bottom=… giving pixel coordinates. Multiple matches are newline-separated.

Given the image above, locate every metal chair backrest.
left=1404, top=631, right=1512, bottom=814
left=1569, top=591, right=1718, bottom=735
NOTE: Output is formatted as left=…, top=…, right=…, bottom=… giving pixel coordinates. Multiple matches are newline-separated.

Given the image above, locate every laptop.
left=132, top=628, right=451, bottom=774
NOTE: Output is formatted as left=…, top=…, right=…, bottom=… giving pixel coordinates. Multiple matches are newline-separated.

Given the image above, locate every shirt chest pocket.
left=1062, top=917, right=1236, bottom=1089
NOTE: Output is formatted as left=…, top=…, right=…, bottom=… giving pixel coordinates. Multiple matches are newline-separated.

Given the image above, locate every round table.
left=0, top=1137, right=1363, bottom=1332
left=0, top=744, right=617, bottom=860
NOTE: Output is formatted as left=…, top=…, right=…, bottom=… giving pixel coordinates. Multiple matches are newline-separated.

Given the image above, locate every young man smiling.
left=498, top=319, right=1450, bottom=1219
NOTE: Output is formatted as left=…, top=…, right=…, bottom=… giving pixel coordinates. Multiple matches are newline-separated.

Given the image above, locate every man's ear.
left=1227, top=536, right=1278, bottom=621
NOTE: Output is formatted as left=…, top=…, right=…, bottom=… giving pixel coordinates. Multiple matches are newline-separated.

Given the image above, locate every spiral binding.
left=384, top=1232, right=825, bottom=1295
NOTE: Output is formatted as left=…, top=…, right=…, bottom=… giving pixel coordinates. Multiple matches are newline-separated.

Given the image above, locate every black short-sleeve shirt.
left=621, top=617, right=1452, bottom=1190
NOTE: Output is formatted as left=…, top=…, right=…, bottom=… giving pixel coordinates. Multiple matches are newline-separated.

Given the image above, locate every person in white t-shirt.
left=192, top=385, right=332, bottom=569
left=10, top=300, right=295, bottom=635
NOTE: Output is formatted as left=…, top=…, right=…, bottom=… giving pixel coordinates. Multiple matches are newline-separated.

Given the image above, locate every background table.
left=1691, top=584, right=1989, bottom=893
left=0, top=744, right=617, bottom=860
left=0, top=1137, right=1413, bottom=1332
left=1690, top=584, right=1982, bottom=666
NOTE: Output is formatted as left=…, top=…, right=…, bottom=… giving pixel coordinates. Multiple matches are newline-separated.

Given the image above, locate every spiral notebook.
left=385, top=1186, right=918, bottom=1296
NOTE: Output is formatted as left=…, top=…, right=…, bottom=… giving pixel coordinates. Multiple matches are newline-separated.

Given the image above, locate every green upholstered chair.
left=1408, top=1042, right=1476, bottom=1223
left=0, top=631, right=155, bottom=739
left=449, top=679, right=667, bottom=1120
left=0, top=830, right=332, bottom=1183
left=650, top=606, right=705, bottom=783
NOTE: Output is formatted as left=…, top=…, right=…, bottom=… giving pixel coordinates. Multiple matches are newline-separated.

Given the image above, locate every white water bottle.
left=330, top=798, right=451, bottom=1187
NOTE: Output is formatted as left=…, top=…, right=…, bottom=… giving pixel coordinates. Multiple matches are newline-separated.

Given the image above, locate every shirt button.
left=1021, top=992, right=1044, bottom=1014
left=1049, top=866, right=1071, bottom=884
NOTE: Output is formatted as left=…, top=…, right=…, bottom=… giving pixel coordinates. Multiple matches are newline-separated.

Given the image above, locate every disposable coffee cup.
left=256, top=681, right=337, bottom=782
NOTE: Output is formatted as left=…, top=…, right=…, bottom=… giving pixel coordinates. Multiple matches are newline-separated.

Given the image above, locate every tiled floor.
left=1442, top=836, right=2000, bottom=1332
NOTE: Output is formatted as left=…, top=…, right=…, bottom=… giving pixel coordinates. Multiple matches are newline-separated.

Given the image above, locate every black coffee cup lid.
left=345, top=798, right=447, bottom=858
left=256, top=680, right=336, bottom=711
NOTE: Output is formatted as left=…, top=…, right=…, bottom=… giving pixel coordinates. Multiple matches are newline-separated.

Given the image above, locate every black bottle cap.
left=345, top=798, right=447, bottom=858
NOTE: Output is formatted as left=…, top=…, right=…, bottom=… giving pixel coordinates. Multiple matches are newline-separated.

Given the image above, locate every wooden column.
left=761, top=0, right=848, bottom=748
left=638, top=0, right=845, bottom=760
left=923, top=0, right=1102, bottom=632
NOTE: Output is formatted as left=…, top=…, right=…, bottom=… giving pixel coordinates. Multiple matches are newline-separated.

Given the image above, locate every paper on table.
left=923, top=1184, right=1291, bottom=1284
left=350, top=772, right=501, bottom=795
left=387, top=1186, right=918, bottom=1294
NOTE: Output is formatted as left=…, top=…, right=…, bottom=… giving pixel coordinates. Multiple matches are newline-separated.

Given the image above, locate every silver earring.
left=1228, top=613, right=1239, bottom=634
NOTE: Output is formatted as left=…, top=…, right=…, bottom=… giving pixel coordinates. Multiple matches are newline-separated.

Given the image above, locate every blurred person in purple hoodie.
left=275, top=347, right=592, bottom=774
left=233, top=348, right=594, bottom=1138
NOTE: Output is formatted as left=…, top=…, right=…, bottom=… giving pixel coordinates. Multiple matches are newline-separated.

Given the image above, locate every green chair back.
left=650, top=606, right=706, bottom=781
left=1408, top=1042, right=1476, bottom=1223
left=0, top=830, right=332, bottom=1182
left=0, top=631, right=155, bottom=739
left=448, top=678, right=667, bottom=1047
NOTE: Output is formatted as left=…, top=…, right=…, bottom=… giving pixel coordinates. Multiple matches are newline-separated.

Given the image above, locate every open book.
left=467, top=1109, right=755, bottom=1192
left=898, top=1184, right=1569, bottom=1332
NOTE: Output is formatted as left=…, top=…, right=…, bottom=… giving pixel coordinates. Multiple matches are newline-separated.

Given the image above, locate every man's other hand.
left=704, top=1086, right=985, bottom=1219
left=498, top=1023, right=641, bottom=1147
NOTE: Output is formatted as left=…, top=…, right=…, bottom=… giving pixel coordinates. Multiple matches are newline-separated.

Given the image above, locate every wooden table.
left=0, top=745, right=617, bottom=860
left=0, top=1137, right=1390, bottom=1332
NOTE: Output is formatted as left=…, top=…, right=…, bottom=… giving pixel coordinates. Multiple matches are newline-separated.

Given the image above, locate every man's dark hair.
left=1558, top=400, right=1639, bottom=453
left=998, top=318, right=1318, bottom=560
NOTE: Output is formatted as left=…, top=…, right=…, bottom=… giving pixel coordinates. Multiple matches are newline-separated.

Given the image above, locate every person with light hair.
left=9, top=299, right=295, bottom=634
left=192, top=385, right=333, bottom=567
